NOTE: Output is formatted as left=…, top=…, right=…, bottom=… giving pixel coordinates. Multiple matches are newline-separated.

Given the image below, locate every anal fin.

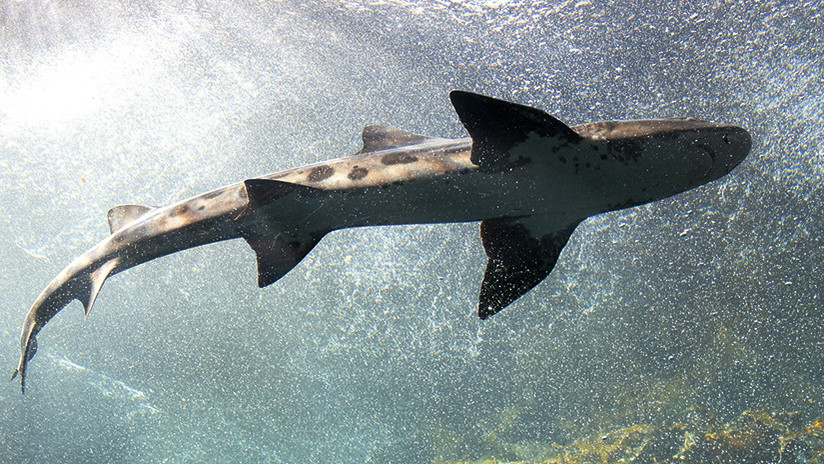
left=78, top=257, right=120, bottom=319
left=478, top=217, right=579, bottom=319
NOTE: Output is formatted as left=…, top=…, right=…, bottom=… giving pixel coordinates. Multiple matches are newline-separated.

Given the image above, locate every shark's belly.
left=317, top=168, right=573, bottom=229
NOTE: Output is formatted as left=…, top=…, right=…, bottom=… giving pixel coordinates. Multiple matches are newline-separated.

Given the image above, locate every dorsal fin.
left=449, top=91, right=581, bottom=171
left=358, top=126, right=436, bottom=154
left=107, top=205, right=156, bottom=233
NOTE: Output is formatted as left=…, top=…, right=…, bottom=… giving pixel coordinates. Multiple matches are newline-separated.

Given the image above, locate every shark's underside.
left=13, top=91, right=751, bottom=392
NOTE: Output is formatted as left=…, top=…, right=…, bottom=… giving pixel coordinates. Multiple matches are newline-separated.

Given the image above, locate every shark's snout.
left=712, top=125, right=751, bottom=179
left=726, top=126, right=752, bottom=167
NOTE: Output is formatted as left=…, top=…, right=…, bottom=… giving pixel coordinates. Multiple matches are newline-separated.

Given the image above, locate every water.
left=1, top=1, right=822, bottom=462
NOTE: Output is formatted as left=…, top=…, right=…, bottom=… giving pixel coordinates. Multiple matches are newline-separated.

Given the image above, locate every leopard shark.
left=12, top=91, right=751, bottom=392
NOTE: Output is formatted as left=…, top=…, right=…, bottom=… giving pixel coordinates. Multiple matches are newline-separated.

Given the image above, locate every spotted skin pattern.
left=12, top=92, right=751, bottom=392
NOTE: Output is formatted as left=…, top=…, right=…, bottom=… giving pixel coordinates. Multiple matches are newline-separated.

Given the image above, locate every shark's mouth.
left=693, top=143, right=716, bottom=180
left=695, top=143, right=717, bottom=164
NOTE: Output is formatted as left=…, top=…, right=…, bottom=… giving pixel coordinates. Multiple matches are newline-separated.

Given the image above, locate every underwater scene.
left=1, top=0, right=822, bottom=462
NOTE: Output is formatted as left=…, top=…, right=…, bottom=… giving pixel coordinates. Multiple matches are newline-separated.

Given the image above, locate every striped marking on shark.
left=13, top=91, right=751, bottom=392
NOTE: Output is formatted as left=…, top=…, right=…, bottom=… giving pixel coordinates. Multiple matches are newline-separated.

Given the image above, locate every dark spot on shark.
left=559, top=156, right=567, bottom=164
left=348, top=167, right=368, bottom=180
left=514, top=156, right=531, bottom=166
left=600, top=154, right=608, bottom=160
left=198, top=205, right=205, bottom=211
left=307, top=165, right=334, bottom=182
left=382, top=152, right=418, bottom=165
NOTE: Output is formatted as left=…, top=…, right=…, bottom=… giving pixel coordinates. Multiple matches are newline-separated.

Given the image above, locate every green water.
left=0, top=1, right=822, bottom=462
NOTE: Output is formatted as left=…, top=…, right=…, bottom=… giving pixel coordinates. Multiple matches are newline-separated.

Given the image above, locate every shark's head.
left=578, top=118, right=751, bottom=199
left=654, top=118, right=752, bottom=185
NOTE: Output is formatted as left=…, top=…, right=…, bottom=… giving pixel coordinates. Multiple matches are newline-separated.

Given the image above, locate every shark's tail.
left=12, top=179, right=330, bottom=394
left=12, top=257, right=120, bottom=393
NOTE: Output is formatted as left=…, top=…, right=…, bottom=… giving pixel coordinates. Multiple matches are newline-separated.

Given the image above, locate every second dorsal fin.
left=107, top=205, right=156, bottom=233
left=358, top=126, right=437, bottom=154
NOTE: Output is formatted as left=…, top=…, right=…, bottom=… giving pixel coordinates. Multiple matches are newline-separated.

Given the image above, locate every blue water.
left=1, top=1, right=822, bottom=462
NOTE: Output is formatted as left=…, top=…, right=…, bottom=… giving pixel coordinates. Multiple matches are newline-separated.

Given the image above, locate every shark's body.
left=13, top=91, right=751, bottom=392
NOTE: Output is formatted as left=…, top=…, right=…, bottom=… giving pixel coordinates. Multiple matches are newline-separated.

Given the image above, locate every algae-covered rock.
left=440, top=409, right=824, bottom=464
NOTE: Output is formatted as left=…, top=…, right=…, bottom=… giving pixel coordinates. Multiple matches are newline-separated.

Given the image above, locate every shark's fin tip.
left=108, top=205, right=156, bottom=233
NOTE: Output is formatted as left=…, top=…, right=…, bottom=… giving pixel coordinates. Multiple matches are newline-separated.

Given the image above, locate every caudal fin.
left=13, top=257, right=120, bottom=393
left=10, top=335, right=36, bottom=393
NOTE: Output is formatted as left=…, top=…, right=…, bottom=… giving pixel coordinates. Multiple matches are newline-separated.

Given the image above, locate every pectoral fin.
left=478, top=217, right=580, bottom=319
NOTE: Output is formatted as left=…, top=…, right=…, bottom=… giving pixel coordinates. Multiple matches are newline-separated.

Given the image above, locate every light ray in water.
left=47, top=352, right=161, bottom=419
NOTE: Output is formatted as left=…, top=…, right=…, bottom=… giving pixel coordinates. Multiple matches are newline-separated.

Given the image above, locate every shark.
left=12, top=91, right=751, bottom=392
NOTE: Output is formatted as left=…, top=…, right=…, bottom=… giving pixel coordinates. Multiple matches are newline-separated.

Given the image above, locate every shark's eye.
left=722, top=134, right=730, bottom=144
